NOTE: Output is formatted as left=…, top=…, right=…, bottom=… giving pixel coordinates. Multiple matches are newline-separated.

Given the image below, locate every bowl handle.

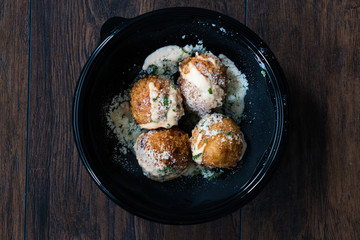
left=100, top=17, right=128, bottom=41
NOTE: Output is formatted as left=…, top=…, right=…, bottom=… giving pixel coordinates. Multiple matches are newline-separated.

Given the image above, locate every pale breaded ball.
left=178, top=52, right=228, bottom=115
left=130, top=75, right=184, bottom=129
left=134, top=128, right=191, bottom=182
left=190, top=113, right=246, bottom=168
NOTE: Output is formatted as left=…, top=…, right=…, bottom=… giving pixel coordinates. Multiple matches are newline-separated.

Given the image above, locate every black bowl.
left=73, top=7, right=288, bottom=224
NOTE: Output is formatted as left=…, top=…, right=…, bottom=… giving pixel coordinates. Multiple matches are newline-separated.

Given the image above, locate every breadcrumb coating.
left=134, top=128, right=191, bottom=181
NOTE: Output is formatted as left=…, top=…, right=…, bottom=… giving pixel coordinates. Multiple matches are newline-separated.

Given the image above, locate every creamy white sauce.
left=142, top=45, right=190, bottom=79
left=166, top=86, right=183, bottom=126
left=139, top=121, right=164, bottom=130
left=183, top=62, right=212, bottom=90
left=140, top=82, right=184, bottom=129
left=143, top=45, right=184, bottom=70
left=182, top=61, right=216, bottom=106
left=148, top=82, right=160, bottom=122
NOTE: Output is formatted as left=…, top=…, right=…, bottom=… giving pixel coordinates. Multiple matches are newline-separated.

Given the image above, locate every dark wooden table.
left=1, top=0, right=359, bottom=239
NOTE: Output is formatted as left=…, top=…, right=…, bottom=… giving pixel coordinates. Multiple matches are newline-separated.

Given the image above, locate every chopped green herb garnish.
left=172, top=109, right=176, bottom=112
left=170, top=100, right=172, bottom=105
left=170, top=82, right=177, bottom=90
left=200, top=120, right=206, bottom=127
left=208, top=88, right=213, bottom=94
left=180, top=47, right=188, bottom=54
left=261, top=70, right=266, bottom=77
left=218, top=129, right=223, bottom=132
left=165, top=112, right=168, bottom=119
left=163, top=95, right=168, bottom=106
left=200, top=129, right=204, bottom=133
left=178, top=47, right=189, bottom=61
left=152, top=120, right=158, bottom=123
left=178, top=52, right=184, bottom=61
left=152, top=97, right=158, bottom=102
left=167, top=123, right=171, bottom=128
left=204, top=139, right=208, bottom=143
left=158, top=167, right=172, bottom=173
left=149, top=64, right=158, bottom=74
left=225, top=131, right=233, bottom=135
left=193, top=153, right=203, bottom=160
left=208, top=172, right=222, bottom=180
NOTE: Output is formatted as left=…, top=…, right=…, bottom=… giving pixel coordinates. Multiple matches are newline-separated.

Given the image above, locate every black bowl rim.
left=73, top=7, right=289, bottom=224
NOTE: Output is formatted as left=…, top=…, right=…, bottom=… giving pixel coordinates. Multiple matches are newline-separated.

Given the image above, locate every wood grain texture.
left=0, top=0, right=29, bottom=239
left=134, top=211, right=241, bottom=240
left=4, top=0, right=360, bottom=238
left=27, top=0, right=245, bottom=239
left=27, top=0, right=137, bottom=239
left=243, top=0, right=360, bottom=239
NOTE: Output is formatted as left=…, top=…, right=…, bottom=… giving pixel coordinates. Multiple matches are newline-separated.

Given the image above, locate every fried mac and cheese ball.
left=190, top=113, right=246, bottom=168
left=134, top=128, right=191, bottom=182
left=178, top=52, right=228, bottom=115
left=130, top=75, right=184, bottom=129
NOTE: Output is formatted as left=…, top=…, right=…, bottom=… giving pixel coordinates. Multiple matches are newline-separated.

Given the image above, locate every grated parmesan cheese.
left=106, top=92, right=144, bottom=157
left=218, top=54, right=248, bottom=125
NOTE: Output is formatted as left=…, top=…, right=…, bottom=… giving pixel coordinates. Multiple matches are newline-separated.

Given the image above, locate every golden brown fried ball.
left=134, top=128, right=191, bottom=182
left=130, top=75, right=184, bottom=129
left=190, top=113, right=246, bottom=168
left=178, top=52, right=228, bottom=115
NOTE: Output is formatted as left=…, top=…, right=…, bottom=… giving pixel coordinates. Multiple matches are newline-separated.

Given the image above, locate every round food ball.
left=190, top=113, right=246, bottom=168
left=178, top=52, right=228, bottom=115
left=130, top=75, right=184, bottom=129
left=134, top=128, right=191, bottom=182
